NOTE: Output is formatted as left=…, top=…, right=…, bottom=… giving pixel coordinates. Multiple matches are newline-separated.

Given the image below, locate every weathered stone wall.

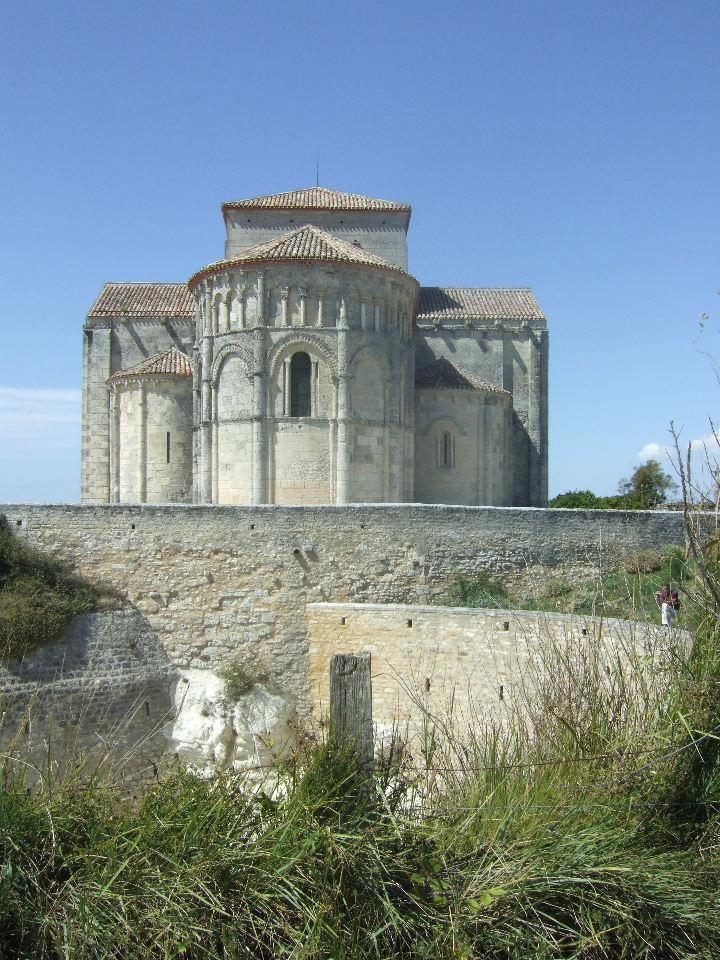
left=0, top=504, right=687, bottom=714
left=0, top=608, right=174, bottom=781
left=307, top=602, right=676, bottom=735
left=113, top=377, right=193, bottom=503
left=82, top=317, right=195, bottom=503
left=223, top=208, right=410, bottom=271
left=415, top=323, right=548, bottom=506
left=414, top=389, right=512, bottom=505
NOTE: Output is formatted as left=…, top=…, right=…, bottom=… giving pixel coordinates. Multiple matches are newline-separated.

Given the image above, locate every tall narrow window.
left=290, top=351, right=312, bottom=417
left=438, top=430, right=455, bottom=468
left=166, top=431, right=171, bottom=463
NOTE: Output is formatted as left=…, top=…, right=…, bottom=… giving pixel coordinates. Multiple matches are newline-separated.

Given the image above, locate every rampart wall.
left=0, top=503, right=692, bottom=776
left=0, top=503, right=686, bottom=708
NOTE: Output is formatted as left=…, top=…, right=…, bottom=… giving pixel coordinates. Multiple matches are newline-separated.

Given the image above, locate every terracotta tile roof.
left=108, top=347, right=193, bottom=383
left=418, top=287, right=545, bottom=322
left=189, top=224, right=417, bottom=288
left=88, top=282, right=195, bottom=319
left=415, top=357, right=510, bottom=395
left=222, top=186, right=410, bottom=213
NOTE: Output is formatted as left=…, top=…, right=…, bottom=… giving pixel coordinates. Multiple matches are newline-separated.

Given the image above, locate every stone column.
left=212, top=386, right=219, bottom=502
left=311, top=359, right=319, bottom=416
left=109, top=384, right=119, bottom=503
left=317, top=295, right=324, bottom=327
left=138, top=380, right=147, bottom=503
left=251, top=272, right=268, bottom=503
left=382, top=383, right=390, bottom=500
left=482, top=396, right=492, bottom=505
left=335, top=299, right=351, bottom=503
left=280, top=285, right=289, bottom=327
left=299, top=288, right=307, bottom=326
left=282, top=358, right=291, bottom=416
left=374, top=301, right=381, bottom=333
left=200, top=330, right=213, bottom=502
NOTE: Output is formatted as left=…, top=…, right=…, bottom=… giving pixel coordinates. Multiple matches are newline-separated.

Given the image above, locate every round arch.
left=210, top=343, right=253, bottom=384
left=266, top=333, right=338, bottom=381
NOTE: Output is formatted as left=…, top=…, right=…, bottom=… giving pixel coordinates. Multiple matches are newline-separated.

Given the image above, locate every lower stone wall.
left=307, top=602, right=677, bottom=735
left=0, top=607, right=296, bottom=781
left=0, top=503, right=689, bottom=712
left=0, top=609, right=175, bottom=782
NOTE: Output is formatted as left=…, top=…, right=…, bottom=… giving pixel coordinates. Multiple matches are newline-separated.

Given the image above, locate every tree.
left=548, top=490, right=603, bottom=509
left=617, top=459, right=677, bottom=508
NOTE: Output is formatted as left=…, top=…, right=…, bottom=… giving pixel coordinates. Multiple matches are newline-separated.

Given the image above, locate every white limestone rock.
left=166, top=668, right=292, bottom=777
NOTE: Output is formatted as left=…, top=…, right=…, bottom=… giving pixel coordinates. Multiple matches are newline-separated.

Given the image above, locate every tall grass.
left=3, top=593, right=720, bottom=959
left=2, top=514, right=720, bottom=955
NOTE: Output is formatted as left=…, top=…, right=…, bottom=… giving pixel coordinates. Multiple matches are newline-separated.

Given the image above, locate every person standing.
left=655, top=583, right=679, bottom=627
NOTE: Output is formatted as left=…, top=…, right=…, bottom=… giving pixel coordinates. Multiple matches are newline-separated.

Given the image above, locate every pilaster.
left=335, top=300, right=351, bottom=503
left=138, top=380, right=147, bottom=503
left=81, top=323, right=112, bottom=503
left=527, top=325, right=543, bottom=506
left=200, top=300, right=214, bottom=502
left=251, top=272, right=268, bottom=503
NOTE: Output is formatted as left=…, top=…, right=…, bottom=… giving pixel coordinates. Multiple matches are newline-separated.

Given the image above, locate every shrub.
left=440, top=573, right=510, bottom=609
left=0, top=514, right=100, bottom=660
left=219, top=659, right=272, bottom=700
left=620, top=548, right=666, bottom=574
left=549, top=489, right=602, bottom=508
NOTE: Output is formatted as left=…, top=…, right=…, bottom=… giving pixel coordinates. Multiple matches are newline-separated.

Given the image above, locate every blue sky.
left=0, top=0, right=718, bottom=502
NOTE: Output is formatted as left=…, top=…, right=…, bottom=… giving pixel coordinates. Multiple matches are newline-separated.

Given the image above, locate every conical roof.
left=108, top=347, right=193, bottom=383
left=222, top=186, right=410, bottom=213
left=189, top=224, right=416, bottom=288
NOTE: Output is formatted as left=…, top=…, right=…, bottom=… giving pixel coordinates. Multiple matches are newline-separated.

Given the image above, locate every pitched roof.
left=418, top=287, right=545, bottom=322
left=222, top=186, right=410, bottom=213
left=415, top=357, right=509, bottom=395
left=89, top=283, right=195, bottom=319
left=189, top=224, right=416, bottom=288
left=108, top=347, right=193, bottom=383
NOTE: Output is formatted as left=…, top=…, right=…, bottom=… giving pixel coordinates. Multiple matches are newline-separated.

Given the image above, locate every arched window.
left=438, top=430, right=455, bottom=468
left=290, top=351, right=312, bottom=417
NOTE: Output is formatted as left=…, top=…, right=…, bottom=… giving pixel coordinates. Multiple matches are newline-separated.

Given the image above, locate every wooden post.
left=329, top=652, right=373, bottom=767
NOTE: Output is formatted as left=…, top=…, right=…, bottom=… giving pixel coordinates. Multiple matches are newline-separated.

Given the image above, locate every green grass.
left=0, top=514, right=102, bottom=660
left=439, top=572, right=510, bottom=609
left=437, top=547, right=692, bottom=623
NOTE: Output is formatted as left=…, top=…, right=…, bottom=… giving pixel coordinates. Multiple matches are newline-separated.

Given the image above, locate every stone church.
left=81, top=187, right=548, bottom=506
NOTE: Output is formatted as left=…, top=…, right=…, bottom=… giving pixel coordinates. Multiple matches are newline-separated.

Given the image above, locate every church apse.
left=82, top=188, right=548, bottom=506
